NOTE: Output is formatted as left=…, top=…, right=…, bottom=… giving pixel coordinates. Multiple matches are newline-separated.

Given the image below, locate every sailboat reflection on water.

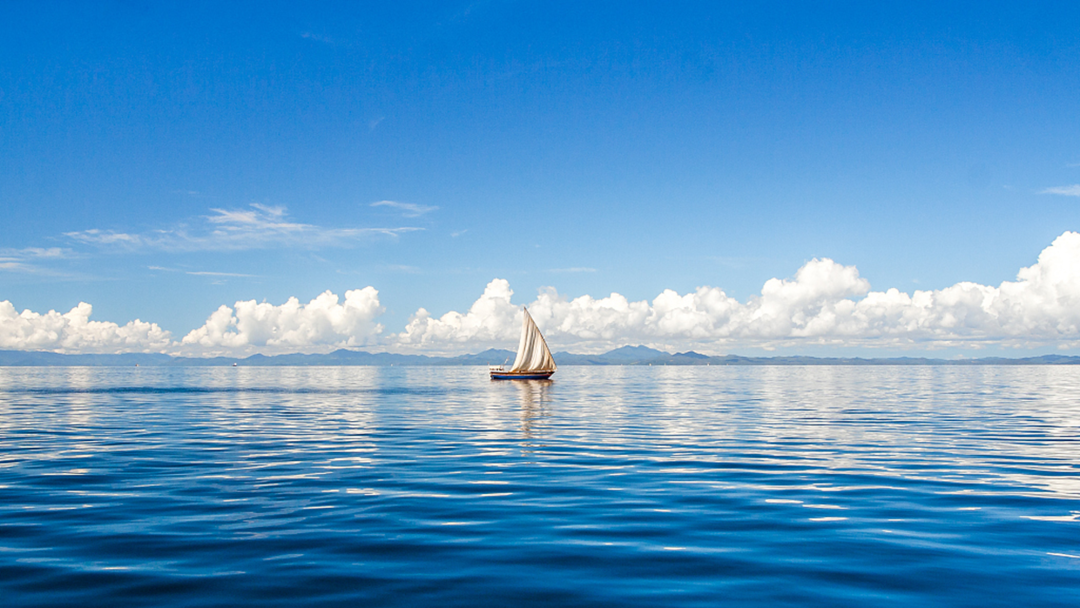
left=489, top=307, right=557, bottom=380
left=516, top=379, right=551, bottom=441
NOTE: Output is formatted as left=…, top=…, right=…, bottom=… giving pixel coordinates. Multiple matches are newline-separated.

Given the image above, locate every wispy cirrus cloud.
left=0, top=247, right=73, bottom=273
left=148, top=266, right=256, bottom=278
left=299, top=31, right=340, bottom=46
left=66, top=204, right=420, bottom=252
left=1040, top=185, right=1080, bottom=196
left=370, top=200, right=438, bottom=217
left=384, top=264, right=422, bottom=274
left=186, top=271, right=256, bottom=277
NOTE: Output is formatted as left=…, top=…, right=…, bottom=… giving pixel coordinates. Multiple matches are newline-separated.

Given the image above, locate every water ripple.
left=1, top=366, right=1079, bottom=606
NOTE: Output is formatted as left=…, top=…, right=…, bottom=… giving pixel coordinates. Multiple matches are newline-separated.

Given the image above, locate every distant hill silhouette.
left=1, top=347, right=1078, bottom=367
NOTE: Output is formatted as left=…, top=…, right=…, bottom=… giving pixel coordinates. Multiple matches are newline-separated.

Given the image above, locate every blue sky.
left=2, top=2, right=1080, bottom=356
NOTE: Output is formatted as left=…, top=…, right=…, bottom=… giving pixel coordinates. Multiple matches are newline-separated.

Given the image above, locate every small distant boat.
left=490, top=307, right=556, bottom=380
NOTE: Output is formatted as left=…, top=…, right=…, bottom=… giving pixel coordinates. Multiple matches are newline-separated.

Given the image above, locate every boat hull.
left=489, top=370, right=555, bottom=380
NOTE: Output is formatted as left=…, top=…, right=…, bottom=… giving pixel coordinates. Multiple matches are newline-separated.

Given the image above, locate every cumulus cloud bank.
left=179, top=288, right=385, bottom=355
left=397, top=231, right=1080, bottom=352
left=0, top=301, right=172, bottom=353
left=4, top=231, right=1080, bottom=355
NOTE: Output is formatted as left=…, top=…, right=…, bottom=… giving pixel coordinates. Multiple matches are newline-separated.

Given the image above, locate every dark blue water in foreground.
left=2, top=366, right=1080, bottom=607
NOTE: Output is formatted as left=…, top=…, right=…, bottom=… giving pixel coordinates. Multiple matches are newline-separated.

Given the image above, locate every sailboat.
left=490, top=307, right=557, bottom=380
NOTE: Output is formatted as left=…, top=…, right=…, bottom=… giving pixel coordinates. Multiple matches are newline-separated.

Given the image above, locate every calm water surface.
left=1, top=366, right=1079, bottom=606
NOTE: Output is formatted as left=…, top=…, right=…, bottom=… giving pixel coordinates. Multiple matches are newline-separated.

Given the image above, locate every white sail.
left=508, top=307, right=557, bottom=372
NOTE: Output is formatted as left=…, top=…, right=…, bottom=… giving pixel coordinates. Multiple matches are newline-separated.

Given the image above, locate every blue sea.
left=2, top=366, right=1079, bottom=606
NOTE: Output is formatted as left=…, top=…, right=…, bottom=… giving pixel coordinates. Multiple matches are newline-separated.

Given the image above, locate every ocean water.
left=1, top=365, right=1079, bottom=607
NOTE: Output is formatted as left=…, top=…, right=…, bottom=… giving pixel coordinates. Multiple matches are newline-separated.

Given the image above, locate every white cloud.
left=185, top=271, right=254, bottom=277
left=370, top=200, right=438, bottom=217
left=384, top=264, right=421, bottom=274
left=15, top=247, right=68, bottom=259
left=6, top=231, right=1080, bottom=356
left=393, top=232, right=1080, bottom=353
left=148, top=266, right=255, bottom=278
left=66, top=204, right=420, bottom=252
left=397, top=279, right=521, bottom=349
left=300, top=31, right=336, bottom=45
left=179, top=288, right=385, bottom=355
left=0, top=301, right=172, bottom=353
left=0, top=247, right=73, bottom=273
left=1041, top=185, right=1080, bottom=196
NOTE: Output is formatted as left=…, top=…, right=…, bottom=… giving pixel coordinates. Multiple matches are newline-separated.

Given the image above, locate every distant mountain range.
left=1, top=345, right=1078, bottom=366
